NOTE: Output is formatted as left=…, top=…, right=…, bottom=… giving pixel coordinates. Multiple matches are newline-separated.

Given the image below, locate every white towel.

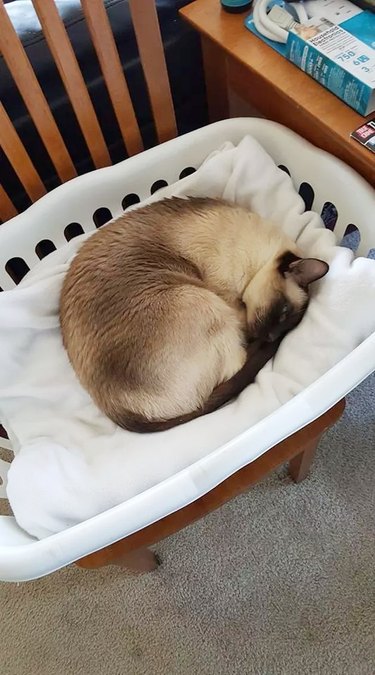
left=2, top=135, right=375, bottom=539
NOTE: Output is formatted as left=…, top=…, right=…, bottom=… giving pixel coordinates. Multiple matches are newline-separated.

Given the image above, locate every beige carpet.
left=1, top=374, right=374, bottom=675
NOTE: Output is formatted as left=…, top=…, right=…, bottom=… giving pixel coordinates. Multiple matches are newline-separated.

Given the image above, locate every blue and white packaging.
left=245, top=0, right=375, bottom=115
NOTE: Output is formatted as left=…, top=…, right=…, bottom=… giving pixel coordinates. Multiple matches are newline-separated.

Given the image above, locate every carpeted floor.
left=1, top=373, right=374, bottom=675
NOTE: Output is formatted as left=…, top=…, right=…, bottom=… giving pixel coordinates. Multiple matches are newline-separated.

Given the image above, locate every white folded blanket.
left=2, top=135, right=375, bottom=539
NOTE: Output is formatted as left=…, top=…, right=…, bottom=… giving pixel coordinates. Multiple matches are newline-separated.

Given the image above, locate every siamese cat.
left=60, top=197, right=328, bottom=432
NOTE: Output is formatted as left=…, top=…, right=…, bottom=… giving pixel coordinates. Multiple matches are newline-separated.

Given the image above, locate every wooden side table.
left=180, top=0, right=374, bottom=186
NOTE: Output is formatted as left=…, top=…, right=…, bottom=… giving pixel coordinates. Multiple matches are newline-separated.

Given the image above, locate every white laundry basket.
left=0, top=118, right=374, bottom=582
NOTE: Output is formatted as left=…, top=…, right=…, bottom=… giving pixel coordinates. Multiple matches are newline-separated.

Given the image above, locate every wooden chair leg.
left=76, top=546, right=160, bottom=574
left=112, top=547, right=160, bottom=573
left=288, top=435, right=322, bottom=483
left=201, top=36, right=230, bottom=123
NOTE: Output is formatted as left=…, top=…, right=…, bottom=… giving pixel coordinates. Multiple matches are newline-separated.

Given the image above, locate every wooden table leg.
left=201, top=36, right=230, bottom=122
left=289, top=435, right=322, bottom=483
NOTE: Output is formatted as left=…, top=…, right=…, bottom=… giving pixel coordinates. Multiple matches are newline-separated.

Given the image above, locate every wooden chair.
left=0, top=0, right=345, bottom=574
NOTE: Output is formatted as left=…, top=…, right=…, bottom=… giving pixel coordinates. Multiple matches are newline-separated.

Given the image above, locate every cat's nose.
left=266, top=330, right=279, bottom=342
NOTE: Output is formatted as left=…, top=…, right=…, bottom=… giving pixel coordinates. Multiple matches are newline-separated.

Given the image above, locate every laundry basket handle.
left=0, top=458, right=10, bottom=499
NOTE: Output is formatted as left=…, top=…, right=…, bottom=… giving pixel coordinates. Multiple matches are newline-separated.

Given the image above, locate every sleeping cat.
left=60, top=197, right=328, bottom=432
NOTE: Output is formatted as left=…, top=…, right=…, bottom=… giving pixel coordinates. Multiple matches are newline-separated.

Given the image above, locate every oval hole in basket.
left=278, top=164, right=291, bottom=176
left=0, top=425, right=8, bottom=440
left=150, top=179, right=168, bottom=195
left=35, top=239, right=56, bottom=260
left=321, top=202, right=338, bottom=231
left=341, top=224, right=361, bottom=252
left=298, top=182, right=315, bottom=211
left=179, top=167, right=196, bottom=180
left=93, top=207, right=112, bottom=228
left=64, top=222, right=84, bottom=241
left=368, top=248, right=375, bottom=260
left=5, top=257, right=30, bottom=284
left=122, top=193, right=140, bottom=211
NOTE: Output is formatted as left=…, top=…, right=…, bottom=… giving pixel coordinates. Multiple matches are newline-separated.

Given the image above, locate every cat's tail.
left=111, top=338, right=281, bottom=433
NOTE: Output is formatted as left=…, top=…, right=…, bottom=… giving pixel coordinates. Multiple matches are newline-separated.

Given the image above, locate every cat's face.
left=244, top=251, right=329, bottom=342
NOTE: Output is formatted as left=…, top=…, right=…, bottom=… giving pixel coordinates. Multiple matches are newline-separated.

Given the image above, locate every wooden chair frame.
left=0, top=0, right=177, bottom=220
left=0, top=0, right=345, bottom=574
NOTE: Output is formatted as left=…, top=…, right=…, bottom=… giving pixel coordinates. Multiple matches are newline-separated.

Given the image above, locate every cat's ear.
left=287, top=258, right=329, bottom=286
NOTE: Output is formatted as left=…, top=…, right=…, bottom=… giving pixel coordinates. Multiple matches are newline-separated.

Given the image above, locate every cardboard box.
left=245, top=0, right=375, bottom=115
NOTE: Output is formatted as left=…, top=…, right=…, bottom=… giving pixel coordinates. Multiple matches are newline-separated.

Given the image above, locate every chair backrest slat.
left=0, top=0, right=179, bottom=221
left=0, top=186, right=17, bottom=222
left=129, top=0, right=177, bottom=144
left=0, top=0, right=76, bottom=184
left=0, top=103, right=46, bottom=202
left=31, top=0, right=111, bottom=170
left=80, top=0, right=143, bottom=157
